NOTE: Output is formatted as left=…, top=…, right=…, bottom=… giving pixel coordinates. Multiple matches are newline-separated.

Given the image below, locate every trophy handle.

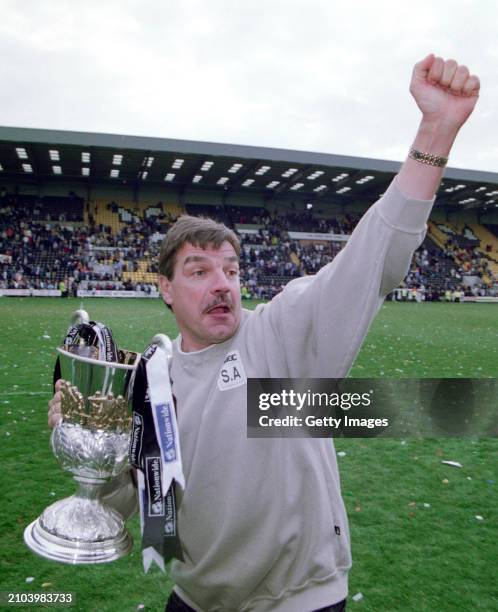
left=71, top=309, right=90, bottom=325
left=151, top=333, right=173, bottom=360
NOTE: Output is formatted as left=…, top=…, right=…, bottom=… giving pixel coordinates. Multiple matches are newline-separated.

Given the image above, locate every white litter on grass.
left=352, top=592, right=364, bottom=602
left=136, top=605, right=145, bottom=611
left=25, top=577, right=34, bottom=583
left=467, top=477, right=472, bottom=480
left=475, top=515, right=484, bottom=521
left=337, top=451, right=347, bottom=457
left=50, top=492, right=56, bottom=496
left=423, top=503, right=431, bottom=508
left=400, top=440, right=406, bottom=445
left=442, top=461, right=463, bottom=468
left=42, top=334, right=51, bottom=339
left=5, top=432, right=10, bottom=436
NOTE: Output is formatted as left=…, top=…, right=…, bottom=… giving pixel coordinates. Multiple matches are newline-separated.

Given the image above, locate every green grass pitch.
left=0, top=298, right=496, bottom=611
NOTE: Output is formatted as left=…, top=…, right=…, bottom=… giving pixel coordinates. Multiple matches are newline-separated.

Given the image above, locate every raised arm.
left=397, top=54, right=480, bottom=200
left=250, top=54, right=481, bottom=379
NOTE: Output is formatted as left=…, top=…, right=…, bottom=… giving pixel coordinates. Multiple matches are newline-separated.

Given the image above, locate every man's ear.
left=159, top=275, right=173, bottom=307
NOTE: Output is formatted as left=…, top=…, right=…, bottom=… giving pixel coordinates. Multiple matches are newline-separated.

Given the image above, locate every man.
left=49, top=54, right=480, bottom=611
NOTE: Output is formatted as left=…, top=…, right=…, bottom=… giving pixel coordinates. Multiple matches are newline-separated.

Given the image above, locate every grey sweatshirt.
left=108, top=177, right=434, bottom=611
left=168, top=178, right=434, bottom=611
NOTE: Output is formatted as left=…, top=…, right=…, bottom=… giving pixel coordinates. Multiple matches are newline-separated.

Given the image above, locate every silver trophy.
left=24, top=310, right=141, bottom=564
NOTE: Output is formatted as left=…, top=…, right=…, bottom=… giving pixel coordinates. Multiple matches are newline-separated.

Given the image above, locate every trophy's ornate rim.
left=56, top=347, right=141, bottom=370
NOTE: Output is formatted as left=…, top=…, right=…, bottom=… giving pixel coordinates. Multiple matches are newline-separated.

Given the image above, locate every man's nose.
left=210, top=268, right=230, bottom=293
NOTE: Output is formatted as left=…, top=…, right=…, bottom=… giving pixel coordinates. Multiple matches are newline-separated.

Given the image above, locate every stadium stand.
left=1, top=187, right=497, bottom=300
left=1, top=126, right=496, bottom=301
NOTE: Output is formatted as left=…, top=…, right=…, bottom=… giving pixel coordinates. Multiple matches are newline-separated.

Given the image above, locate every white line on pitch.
left=0, top=391, right=51, bottom=396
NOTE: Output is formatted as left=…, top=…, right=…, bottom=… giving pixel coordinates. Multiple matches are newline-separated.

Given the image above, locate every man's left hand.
left=410, top=54, right=480, bottom=130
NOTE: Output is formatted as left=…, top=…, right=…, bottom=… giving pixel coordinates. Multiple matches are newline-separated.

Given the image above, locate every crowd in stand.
left=394, top=234, right=495, bottom=302
left=444, top=239, right=492, bottom=278
left=1, top=194, right=497, bottom=300
left=0, top=196, right=168, bottom=292
left=187, top=203, right=360, bottom=236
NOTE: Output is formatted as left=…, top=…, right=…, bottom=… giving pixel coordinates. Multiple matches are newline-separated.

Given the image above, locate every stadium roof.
left=0, top=126, right=497, bottom=211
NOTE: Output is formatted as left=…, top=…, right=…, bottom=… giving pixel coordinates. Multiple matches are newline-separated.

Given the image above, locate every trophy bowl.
left=24, top=341, right=141, bottom=564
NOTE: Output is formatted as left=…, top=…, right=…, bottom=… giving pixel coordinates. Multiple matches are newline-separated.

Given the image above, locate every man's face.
left=159, top=241, right=242, bottom=352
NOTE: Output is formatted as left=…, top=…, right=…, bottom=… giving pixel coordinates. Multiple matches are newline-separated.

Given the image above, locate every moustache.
left=203, top=295, right=233, bottom=314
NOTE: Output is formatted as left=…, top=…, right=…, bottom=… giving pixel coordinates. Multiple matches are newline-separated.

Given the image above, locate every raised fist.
left=410, top=54, right=480, bottom=129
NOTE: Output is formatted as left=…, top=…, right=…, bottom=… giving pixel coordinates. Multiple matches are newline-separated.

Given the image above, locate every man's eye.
left=193, top=270, right=205, bottom=276
left=228, top=270, right=239, bottom=277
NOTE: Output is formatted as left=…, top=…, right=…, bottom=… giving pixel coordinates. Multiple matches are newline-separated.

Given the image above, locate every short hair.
left=158, top=215, right=241, bottom=279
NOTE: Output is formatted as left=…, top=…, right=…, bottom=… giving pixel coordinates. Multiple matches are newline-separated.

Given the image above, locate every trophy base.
left=24, top=519, right=133, bottom=564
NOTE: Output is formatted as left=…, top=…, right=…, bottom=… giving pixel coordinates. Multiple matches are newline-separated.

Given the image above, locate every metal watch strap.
left=408, top=147, right=448, bottom=167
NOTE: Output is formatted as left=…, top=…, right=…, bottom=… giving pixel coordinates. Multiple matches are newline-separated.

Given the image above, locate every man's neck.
left=180, top=336, right=212, bottom=353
